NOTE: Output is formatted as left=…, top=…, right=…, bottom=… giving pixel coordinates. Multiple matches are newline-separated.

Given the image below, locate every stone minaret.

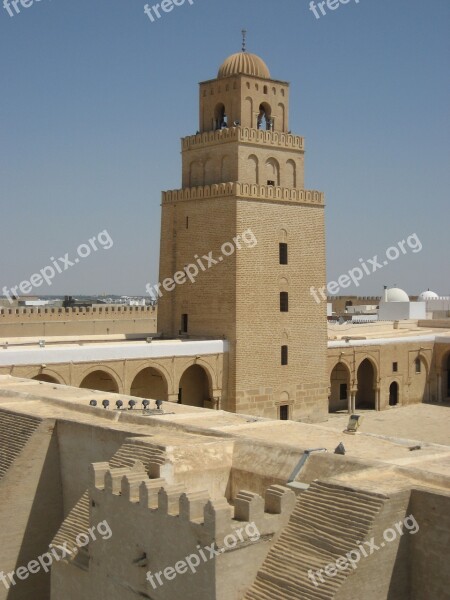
left=158, top=46, right=328, bottom=421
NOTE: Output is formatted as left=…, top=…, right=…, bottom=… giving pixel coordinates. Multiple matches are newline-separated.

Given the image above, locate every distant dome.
left=418, top=290, right=439, bottom=301
left=385, top=287, right=410, bottom=302
left=218, top=52, right=271, bottom=79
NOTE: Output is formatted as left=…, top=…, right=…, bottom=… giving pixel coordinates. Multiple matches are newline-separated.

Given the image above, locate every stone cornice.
left=182, top=127, right=304, bottom=152
left=162, top=182, right=324, bottom=206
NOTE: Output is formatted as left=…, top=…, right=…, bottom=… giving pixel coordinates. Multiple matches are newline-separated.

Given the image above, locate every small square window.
left=267, top=180, right=275, bottom=186
left=281, top=345, right=288, bottom=365
left=393, top=362, right=398, bottom=372
left=279, top=243, right=288, bottom=265
left=415, top=358, right=421, bottom=374
left=280, top=292, right=289, bottom=312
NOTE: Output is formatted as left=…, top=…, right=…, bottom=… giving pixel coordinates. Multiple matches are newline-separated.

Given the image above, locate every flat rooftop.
left=1, top=376, right=449, bottom=490
left=0, top=338, right=226, bottom=366
left=1, top=321, right=449, bottom=364
left=328, top=320, right=450, bottom=347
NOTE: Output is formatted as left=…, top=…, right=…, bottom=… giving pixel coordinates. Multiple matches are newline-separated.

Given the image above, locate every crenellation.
left=264, top=484, right=296, bottom=515
left=158, top=483, right=186, bottom=515
left=179, top=490, right=211, bottom=521
left=104, top=467, right=134, bottom=495
left=90, top=462, right=110, bottom=490
left=139, top=478, right=167, bottom=509
left=121, top=472, right=147, bottom=502
left=234, top=490, right=265, bottom=522
left=203, top=497, right=234, bottom=539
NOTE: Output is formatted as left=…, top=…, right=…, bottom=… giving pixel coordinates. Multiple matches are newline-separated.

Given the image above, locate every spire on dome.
left=241, top=29, right=247, bottom=53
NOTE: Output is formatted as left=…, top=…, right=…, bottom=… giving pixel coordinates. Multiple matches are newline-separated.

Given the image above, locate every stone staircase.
left=109, top=441, right=165, bottom=473
left=244, top=480, right=387, bottom=600
left=0, top=410, right=42, bottom=480
left=52, top=490, right=90, bottom=557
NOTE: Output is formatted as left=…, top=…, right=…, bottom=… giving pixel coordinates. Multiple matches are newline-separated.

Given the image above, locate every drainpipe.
left=287, top=448, right=328, bottom=484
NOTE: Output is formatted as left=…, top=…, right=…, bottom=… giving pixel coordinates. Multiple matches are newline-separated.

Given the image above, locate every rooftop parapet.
left=182, top=126, right=304, bottom=151
left=91, top=463, right=296, bottom=542
left=162, top=182, right=324, bottom=206
left=0, top=305, right=155, bottom=318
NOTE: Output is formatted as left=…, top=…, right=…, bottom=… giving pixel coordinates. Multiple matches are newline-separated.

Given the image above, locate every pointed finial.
left=241, top=29, right=247, bottom=53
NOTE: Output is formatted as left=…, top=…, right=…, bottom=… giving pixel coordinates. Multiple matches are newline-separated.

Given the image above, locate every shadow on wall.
left=5, top=426, right=63, bottom=600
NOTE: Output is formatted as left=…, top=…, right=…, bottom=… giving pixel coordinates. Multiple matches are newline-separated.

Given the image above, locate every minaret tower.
left=158, top=39, right=328, bottom=421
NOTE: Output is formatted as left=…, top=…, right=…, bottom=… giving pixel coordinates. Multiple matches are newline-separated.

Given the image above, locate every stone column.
left=375, top=388, right=381, bottom=411
left=167, top=393, right=179, bottom=404
left=212, top=390, right=222, bottom=410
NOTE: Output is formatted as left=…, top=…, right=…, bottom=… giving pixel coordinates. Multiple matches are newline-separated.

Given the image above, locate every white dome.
left=418, top=290, right=439, bottom=301
left=385, top=287, right=410, bottom=302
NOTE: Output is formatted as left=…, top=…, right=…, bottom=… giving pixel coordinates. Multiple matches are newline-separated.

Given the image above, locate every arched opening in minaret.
left=258, top=102, right=273, bottom=131
left=278, top=102, right=286, bottom=132
left=214, top=103, right=227, bottom=130
left=286, top=160, right=297, bottom=188
left=248, top=154, right=259, bottom=184
left=265, top=158, right=280, bottom=186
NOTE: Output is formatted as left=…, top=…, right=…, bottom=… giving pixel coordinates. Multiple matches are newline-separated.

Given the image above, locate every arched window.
left=248, top=154, right=259, bottom=184
left=245, top=97, right=253, bottom=128
left=214, top=103, right=227, bottom=130
left=286, top=159, right=297, bottom=188
left=278, top=103, right=286, bottom=132
left=258, top=102, right=273, bottom=131
left=265, top=158, right=280, bottom=186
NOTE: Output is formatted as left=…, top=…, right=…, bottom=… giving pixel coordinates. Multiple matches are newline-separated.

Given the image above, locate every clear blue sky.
left=1, top=0, right=449, bottom=297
